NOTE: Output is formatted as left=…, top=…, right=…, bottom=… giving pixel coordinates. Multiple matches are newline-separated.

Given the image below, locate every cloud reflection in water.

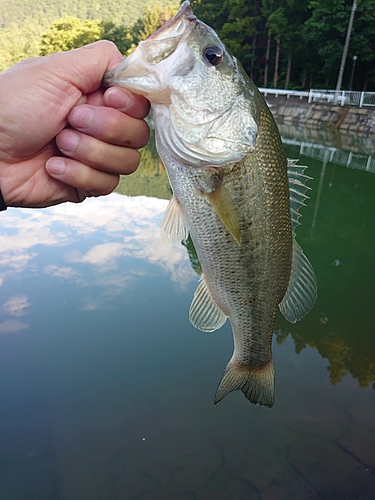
left=0, top=193, right=196, bottom=320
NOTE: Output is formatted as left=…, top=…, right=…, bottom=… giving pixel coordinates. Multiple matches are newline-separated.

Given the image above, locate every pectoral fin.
left=160, top=195, right=189, bottom=246
left=189, top=275, right=227, bottom=332
left=205, top=183, right=241, bottom=244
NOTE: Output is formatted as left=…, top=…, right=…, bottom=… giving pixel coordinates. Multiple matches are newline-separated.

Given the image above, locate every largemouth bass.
left=104, top=1, right=317, bottom=407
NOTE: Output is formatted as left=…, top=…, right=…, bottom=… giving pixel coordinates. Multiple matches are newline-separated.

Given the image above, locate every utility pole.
left=349, top=55, right=357, bottom=90
left=335, top=0, right=357, bottom=92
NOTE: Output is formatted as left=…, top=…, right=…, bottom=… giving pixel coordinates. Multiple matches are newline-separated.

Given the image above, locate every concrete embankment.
left=265, top=95, right=375, bottom=134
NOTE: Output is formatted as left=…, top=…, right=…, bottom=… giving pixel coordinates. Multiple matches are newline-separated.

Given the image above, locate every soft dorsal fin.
left=279, top=239, right=317, bottom=323
left=287, top=159, right=312, bottom=235
left=160, top=195, right=189, bottom=246
left=189, top=275, right=227, bottom=332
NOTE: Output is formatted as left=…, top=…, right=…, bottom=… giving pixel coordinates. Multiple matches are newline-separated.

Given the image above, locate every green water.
left=0, top=125, right=374, bottom=499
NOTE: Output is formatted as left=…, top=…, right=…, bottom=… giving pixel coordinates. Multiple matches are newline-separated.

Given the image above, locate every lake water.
left=0, top=123, right=374, bottom=499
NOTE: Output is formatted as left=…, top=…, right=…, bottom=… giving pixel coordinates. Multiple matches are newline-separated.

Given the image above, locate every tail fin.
left=214, top=359, right=275, bottom=408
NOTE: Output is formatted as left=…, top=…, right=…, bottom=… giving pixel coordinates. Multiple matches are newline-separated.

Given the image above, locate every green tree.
left=191, top=0, right=227, bottom=29
left=0, top=22, right=40, bottom=71
left=262, top=1, right=288, bottom=88
left=303, top=0, right=362, bottom=89
left=281, top=0, right=310, bottom=89
left=2, top=0, right=375, bottom=89
left=0, top=0, right=175, bottom=71
left=39, top=17, right=135, bottom=56
left=40, top=18, right=103, bottom=55
left=99, top=20, right=134, bottom=55
left=129, top=1, right=179, bottom=53
left=219, top=0, right=259, bottom=73
left=346, top=0, right=375, bottom=90
left=192, top=0, right=261, bottom=79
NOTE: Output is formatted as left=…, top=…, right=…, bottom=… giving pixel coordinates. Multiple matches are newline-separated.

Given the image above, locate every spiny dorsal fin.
left=279, top=239, right=317, bottom=324
left=189, top=275, right=227, bottom=332
left=287, top=159, right=312, bottom=235
left=160, top=195, right=189, bottom=246
left=205, top=183, right=241, bottom=244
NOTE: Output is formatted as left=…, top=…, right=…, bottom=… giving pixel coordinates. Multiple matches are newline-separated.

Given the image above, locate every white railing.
left=259, top=88, right=309, bottom=99
left=308, top=89, right=375, bottom=107
left=259, top=88, right=375, bottom=107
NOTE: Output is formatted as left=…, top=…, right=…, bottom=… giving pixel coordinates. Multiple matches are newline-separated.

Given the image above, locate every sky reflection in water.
left=0, top=195, right=195, bottom=328
left=0, top=127, right=375, bottom=499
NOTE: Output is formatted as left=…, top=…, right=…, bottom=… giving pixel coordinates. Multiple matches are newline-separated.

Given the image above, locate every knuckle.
left=139, top=122, right=150, bottom=147
left=122, top=150, right=140, bottom=174
left=98, top=40, right=117, bottom=51
left=119, top=118, right=150, bottom=148
left=105, top=175, right=120, bottom=195
left=92, top=174, right=119, bottom=197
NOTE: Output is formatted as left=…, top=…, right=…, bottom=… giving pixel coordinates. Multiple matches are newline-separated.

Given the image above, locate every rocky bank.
left=265, top=95, right=375, bottom=134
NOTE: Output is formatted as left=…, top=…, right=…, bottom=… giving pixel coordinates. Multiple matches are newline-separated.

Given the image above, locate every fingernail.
left=105, top=88, right=134, bottom=111
left=68, top=105, right=94, bottom=129
left=46, top=158, right=66, bottom=176
left=58, top=130, right=79, bottom=154
left=56, top=130, right=79, bottom=155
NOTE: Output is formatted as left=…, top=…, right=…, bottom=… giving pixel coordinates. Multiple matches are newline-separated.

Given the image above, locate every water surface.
left=0, top=125, right=374, bottom=499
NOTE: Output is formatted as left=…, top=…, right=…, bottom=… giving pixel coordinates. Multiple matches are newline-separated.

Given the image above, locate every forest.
left=191, top=0, right=375, bottom=91
left=1, top=0, right=375, bottom=90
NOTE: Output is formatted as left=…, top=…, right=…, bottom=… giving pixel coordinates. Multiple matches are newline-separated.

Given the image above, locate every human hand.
left=0, top=40, right=150, bottom=208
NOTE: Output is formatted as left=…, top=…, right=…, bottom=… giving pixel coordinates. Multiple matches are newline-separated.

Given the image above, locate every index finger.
left=103, top=87, right=150, bottom=119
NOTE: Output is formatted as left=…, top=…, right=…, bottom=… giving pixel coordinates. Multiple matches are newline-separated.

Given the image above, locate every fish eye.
left=203, top=46, right=223, bottom=66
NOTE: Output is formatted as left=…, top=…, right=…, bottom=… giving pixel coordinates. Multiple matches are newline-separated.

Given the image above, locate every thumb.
left=49, top=40, right=125, bottom=95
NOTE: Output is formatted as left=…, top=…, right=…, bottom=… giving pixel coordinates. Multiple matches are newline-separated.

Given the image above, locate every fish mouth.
left=148, top=1, right=196, bottom=42
left=103, top=1, right=196, bottom=88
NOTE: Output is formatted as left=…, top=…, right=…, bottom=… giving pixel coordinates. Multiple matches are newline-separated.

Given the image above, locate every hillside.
left=0, top=0, right=174, bottom=71
left=0, top=0, right=152, bottom=30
